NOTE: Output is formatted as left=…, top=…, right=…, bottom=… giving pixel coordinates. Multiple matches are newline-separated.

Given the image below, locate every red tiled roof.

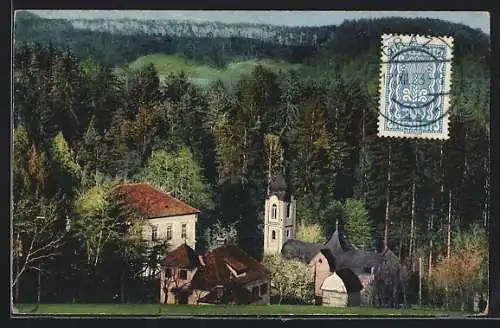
left=162, top=243, right=269, bottom=291
left=114, top=183, right=200, bottom=218
left=224, top=257, right=247, bottom=274
left=191, top=245, right=269, bottom=289
left=198, top=283, right=262, bottom=305
left=164, top=243, right=201, bottom=269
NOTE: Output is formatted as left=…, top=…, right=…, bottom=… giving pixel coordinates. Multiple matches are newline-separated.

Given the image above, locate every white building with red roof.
left=114, top=182, right=200, bottom=257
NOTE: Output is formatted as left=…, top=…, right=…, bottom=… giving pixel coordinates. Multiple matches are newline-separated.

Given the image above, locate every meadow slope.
left=125, top=53, right=303, bottom=86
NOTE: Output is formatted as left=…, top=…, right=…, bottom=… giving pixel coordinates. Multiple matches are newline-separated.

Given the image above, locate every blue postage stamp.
left=378, top=34, right=454, bottom=140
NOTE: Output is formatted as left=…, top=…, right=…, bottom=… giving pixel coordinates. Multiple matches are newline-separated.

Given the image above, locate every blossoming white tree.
left=263, top=254, right=314, bottom=304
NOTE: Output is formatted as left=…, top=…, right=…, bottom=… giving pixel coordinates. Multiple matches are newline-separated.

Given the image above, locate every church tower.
left=263, top=175, right=297, bottom=255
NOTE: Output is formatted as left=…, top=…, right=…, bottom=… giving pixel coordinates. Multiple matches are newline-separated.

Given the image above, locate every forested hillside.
left=12, top=12, right=489, bottom=310
left=14, top=11, right=331, bottom=68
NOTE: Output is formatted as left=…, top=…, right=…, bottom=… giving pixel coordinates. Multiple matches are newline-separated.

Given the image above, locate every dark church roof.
left=324, top=231, right=382, bottom=275
left=281, top=239, right=324, bottom=264
left=269, top=174, right=290, bottom=201
left=281, top=230, right=382, bottom=276
left=336, top=268, right=363, bottom=293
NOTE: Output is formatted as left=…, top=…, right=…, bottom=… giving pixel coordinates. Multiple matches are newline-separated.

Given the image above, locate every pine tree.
left=76, top=116, right=104, bottom=187
left=344, top=198, right=375, bottom=250
left=81, top=58, right=122, bottom=134
left=278, top=70, right=302, bottom=137
left=325, top=76, right=365, bottom=201
left=49, top=51, right=89, bottom=145
left=291, top=96, right=335, bottom=226
left=103, top=109, right=141, bottom=179
left=122, top=63, right=161, bottom=119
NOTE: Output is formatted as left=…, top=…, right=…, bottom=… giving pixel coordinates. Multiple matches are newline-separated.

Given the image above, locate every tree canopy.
left=12, top=15, right=489, bottom=307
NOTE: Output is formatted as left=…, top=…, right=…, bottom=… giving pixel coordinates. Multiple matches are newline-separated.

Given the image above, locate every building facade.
left=142, top=214, right=197, bottom=250
left=114, top=183, right=200, bottom=276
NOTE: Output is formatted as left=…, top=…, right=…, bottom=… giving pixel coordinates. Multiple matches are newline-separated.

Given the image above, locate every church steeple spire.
left=265, top=133, right=283, bottom=196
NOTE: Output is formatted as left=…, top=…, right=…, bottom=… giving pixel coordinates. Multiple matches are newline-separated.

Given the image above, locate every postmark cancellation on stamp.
left=378, top=34, right=454, bottom=140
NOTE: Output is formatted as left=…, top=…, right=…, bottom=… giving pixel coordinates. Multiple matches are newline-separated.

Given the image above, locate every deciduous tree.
left=203, top=219, right=239, bottom=251
left=12, top=196, right=64, bottom=294
left=296, top=222, right=325, bottom=244
left=139, top=147, right=214, bottom=211
left=263, top=254, right=315, bottom=305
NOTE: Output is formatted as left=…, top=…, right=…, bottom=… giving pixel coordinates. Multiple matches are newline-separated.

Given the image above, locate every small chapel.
left=262, top=174, right=383, bottom=307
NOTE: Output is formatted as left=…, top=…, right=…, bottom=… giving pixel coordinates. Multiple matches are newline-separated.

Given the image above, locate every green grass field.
left=124, top=53, right=302, bottom=86
left=13, top=303, right=471, bottom=317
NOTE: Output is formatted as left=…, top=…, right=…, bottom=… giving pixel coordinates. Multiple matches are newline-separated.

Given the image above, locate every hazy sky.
left=27, top=10, right=490, bottom=34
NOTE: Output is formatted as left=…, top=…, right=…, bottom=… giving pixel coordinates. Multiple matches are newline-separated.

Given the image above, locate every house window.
left=272, top=230, right=276, bottom=240
left=260, top=283, right=268, bottom=296
left=271, top=204, right=277, bottom=220
left=179, top=269, right=188, bottom=280
left=252, top=286, right=259, bottom=296
left=166, top=225, right=172, bottom=240
left=287, top=203, right=292, bottom=218
left=165, top=268, right=172, bottom=278
left=181, top=224, right=187, bottom=239
left=151, top=225, right=158, bottom=241
left=286, top=229, right=290, bottom=238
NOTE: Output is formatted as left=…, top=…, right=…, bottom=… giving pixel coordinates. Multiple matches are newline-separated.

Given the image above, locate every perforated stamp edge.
left=377, top=34, right=454, bottom=140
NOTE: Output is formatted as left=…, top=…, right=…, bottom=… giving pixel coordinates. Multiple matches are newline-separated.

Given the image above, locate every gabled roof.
left=191, top=245, right=269, bottom=290
left=224, top=257, right=248, bottom=275
left=164, top=243, right=202, bottom=269
left=281, top=230, right=382, bottom=276
left=281, top=239, right=324, bottom=264
left=324, top=231, right=382, bottom=275
left=114, top=183, right=200, bottom=218
left=197, top=283, right=262, bottom=305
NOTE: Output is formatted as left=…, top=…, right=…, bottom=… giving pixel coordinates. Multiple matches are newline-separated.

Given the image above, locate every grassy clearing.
left=13, top=303, right=469, bottom=317
left=125, top=53, right=302, bottom=85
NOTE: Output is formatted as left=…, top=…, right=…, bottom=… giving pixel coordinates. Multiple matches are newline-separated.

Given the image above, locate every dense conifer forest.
left=12, top=11, right=489, bottom=310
